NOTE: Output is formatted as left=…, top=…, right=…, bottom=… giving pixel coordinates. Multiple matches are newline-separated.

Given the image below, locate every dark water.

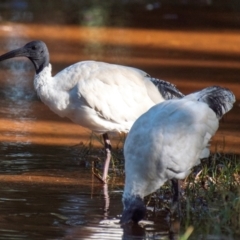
left=0, top=1, right=239, bottom=239
left=0, top=144, right=175, bottom=239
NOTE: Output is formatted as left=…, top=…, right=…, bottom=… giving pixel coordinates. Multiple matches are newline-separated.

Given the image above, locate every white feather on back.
left=123, top=99, right=219, bottom=198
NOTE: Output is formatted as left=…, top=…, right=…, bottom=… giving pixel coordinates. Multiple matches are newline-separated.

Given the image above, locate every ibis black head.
left=0, top=40, right=49, bottom=74
left=120, top=195, right=146, bottom=225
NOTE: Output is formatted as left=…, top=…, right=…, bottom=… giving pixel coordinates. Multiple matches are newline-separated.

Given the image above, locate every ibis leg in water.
left=0, top=40, right=184, bottom=183
left=103, top=183, right=110, bottom=218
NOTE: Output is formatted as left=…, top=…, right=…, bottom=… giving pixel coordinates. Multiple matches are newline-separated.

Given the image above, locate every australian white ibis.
left=0, top=40, right=184, bottom=183
left=120, top=86, right=235, bottom=224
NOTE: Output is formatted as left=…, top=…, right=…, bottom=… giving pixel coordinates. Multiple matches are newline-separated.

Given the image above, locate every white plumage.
left=120, top=86, right=235, bottom=224
left=0, top=40, right=184, bottom=183
left=34, top=61, right=167, bottom=133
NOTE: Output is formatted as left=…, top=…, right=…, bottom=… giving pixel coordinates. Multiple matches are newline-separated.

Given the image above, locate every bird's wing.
left=118, top=65, right=184, bottom=100
left=161, top=87, right=235, bottom=174
left=67, top=61, right=160, bottom=124
left=160, top=101, right=218, bottom=175
left=149, top=78, right=185, bottom=99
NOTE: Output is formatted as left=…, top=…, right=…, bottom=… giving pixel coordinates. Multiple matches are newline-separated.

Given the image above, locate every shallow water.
left=0, top=1, right=239, bottom=239
left=0, top=144, right=176, bottom=239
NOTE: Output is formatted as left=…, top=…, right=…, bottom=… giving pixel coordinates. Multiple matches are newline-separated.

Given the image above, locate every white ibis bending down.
left=0, top=40, right=184, bottom=183
left=120, top=86, right=235, bottom=224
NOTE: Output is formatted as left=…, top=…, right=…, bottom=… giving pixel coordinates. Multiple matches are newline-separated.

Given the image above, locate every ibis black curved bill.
left=0, top=47, right=29, bottom=61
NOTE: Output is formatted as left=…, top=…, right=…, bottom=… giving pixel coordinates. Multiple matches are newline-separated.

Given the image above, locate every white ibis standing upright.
left=0, top=40, right=184, bottom=183
left=120, top=86, right=235, bottom=224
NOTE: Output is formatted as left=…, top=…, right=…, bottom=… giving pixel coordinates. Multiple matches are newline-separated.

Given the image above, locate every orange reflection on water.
left=0, top=118, right=90, bottom=145
left=0, top=22, right=239, bottom=153
left=1, top=24, right=240, bottom=53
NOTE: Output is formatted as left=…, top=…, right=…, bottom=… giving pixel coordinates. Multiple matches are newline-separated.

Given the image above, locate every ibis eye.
left=31, top=46, right=36, bottom=50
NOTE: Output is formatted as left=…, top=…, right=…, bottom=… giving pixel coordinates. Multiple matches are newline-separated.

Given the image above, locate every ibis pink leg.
left=103, top=183, right=110, bottom=218
left=102, top=133, right=112, bottom=183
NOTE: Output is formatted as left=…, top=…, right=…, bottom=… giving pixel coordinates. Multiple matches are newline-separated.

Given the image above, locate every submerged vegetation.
left=73, top=133, right=240, bottom=239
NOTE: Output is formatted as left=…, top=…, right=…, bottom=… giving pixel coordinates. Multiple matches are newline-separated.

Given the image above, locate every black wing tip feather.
left=198, top=86, right=235, bottom=119
left=150, top=78, right=185, bottom=100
